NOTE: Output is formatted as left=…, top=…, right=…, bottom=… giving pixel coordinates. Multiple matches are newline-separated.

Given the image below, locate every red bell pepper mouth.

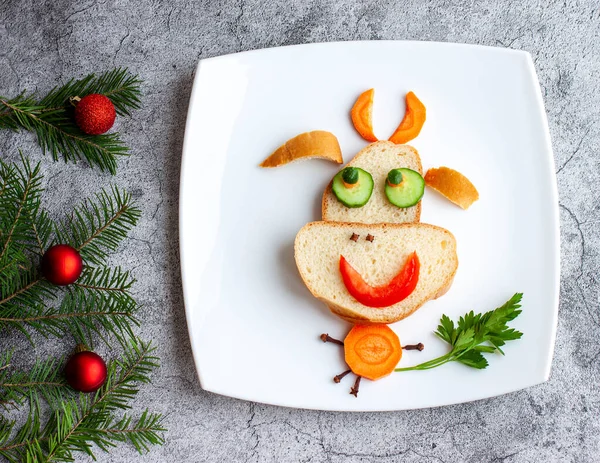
left=339, top=252, right=420, bottom=308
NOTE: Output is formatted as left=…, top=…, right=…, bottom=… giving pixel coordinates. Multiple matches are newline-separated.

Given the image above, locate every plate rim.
left=193, top=39, right=534, bottom=65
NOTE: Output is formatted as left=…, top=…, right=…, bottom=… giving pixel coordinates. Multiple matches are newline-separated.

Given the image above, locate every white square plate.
left=179, top=41, right=559, bottom=411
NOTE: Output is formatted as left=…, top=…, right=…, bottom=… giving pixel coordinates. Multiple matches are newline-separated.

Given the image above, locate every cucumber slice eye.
left=384, top=168, right=425, bottom=208
left=332, top=167, right=374, bottom=208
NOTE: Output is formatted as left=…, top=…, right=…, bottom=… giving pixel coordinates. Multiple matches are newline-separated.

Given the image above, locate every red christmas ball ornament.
left=65, top=347, right=107, bottom=393
left=41, top=244, right=83, bottom=286
left=74, top=93, right=116, bottom=135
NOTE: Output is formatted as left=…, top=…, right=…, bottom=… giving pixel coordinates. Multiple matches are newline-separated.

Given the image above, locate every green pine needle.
left=0, top=415, right=16, bottom=449
left=56, top=186, right=141, bottom=266
left=0, top=396, right=43, bottom=463
left=0, top=68, right=142, bottom=174
left=0, top=352, right=67, bottom=409
left=395, top=293, right=524, bottom=373
left=73, top=266, right=136, bottom=307
left=0, top=155, right=45, bottom=258
left=0, top=288, right=139, bottom=347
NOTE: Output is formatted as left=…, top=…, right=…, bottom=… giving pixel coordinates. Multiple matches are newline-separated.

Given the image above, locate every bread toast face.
left=294, top=221, right=458, bottom=324
left=322, top=141, right=422, bottom=224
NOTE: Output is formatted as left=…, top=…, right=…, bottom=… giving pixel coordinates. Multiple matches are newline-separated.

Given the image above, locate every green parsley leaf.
left=395, top=293, right=524, bottom=373
left=434, top=314, right=455, bottom=345
left=456, top=350, right=489, bottom=369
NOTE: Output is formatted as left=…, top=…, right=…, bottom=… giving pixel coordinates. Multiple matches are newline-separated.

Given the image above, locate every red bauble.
left=74, top=94, right=116, bottom=135
left=65, top=349, right=107, bottom=393
left=41, top=244, right=83, bottom=286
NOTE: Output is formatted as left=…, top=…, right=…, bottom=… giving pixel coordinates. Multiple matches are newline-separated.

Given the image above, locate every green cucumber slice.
left=385, top=168, right=425, bottom=208
left=332, top=167, right=374, bottom=208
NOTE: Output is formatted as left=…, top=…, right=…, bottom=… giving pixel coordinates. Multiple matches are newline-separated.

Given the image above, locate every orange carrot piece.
left=344, top=325, right=402, bottom=381
left=350, top=89, right=378, bottom=143
left=388, top=91, right=426, bottom=144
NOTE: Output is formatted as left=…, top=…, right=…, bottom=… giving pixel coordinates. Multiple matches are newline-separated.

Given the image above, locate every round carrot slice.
left=351, top=89, right=378, bottom=142
left=389, top=91, right=426, bottom=144
left=344, top=325, right=402, bottom=380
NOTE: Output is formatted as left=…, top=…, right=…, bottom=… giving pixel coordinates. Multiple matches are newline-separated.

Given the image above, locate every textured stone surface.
left=1, top=1, right=599, bottom=461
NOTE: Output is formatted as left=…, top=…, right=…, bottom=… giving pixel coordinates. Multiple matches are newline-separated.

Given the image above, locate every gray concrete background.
left=0, top=1, right=599, bottom=462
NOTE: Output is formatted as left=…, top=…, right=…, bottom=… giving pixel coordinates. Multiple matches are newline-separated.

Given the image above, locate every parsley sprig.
left=395, top=293, right=523, bottom=372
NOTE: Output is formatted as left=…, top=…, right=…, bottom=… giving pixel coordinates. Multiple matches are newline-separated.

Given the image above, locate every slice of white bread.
left=322, top=141, right=423, bottom=224
left=294, top=221, right=458, bottom=324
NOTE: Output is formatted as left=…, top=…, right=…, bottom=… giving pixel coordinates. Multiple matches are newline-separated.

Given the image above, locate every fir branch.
left=0, top=352, right=10, bottom=373
left=39, top=68, right=141, bottom=117
left=0, top=415, right=15, bottom=449
left=0, top=272, right=40, bottom=307
left=0, top=157, right=47, bottom=275
left=98, top=411, right=165, bottom=454
left=0, top=156, right=44, bottom=260
left=0, top=340, right=162, bottom=461
left=0, top=96, right=125, bottom=173
left=0, top=161, right=18, bottom=199
left=0, top=158, right=60, bottom=337
left=0, top=247, right=28, bottom=291
left=0, top=289, right=138, bottom=347
left=72, top=266, right=136, bottom=308
left=0, top=395, right=43, bottom=463
left=0, top=352, right=66, bottom=409
left=1, top=181, right=140, bottom=345
left=24, top=201, right=54, bottom=257
left=43, top=339, right=161, bottom=462
left=0, top=271, right=57, bottom=329
left=0, top=155, right=163, bottom=459
left=0, top=68, right=142, bottom=174
left=56, top=186, right=141, bottom=266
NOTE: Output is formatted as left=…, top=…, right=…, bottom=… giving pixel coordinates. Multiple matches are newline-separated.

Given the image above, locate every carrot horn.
left=350, top=89, right=378, bottom=142
left=389, top=91, right=426, bottom=144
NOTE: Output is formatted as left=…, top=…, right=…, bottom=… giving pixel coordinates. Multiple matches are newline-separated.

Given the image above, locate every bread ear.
left=260, top=131, right=343, bottom=168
